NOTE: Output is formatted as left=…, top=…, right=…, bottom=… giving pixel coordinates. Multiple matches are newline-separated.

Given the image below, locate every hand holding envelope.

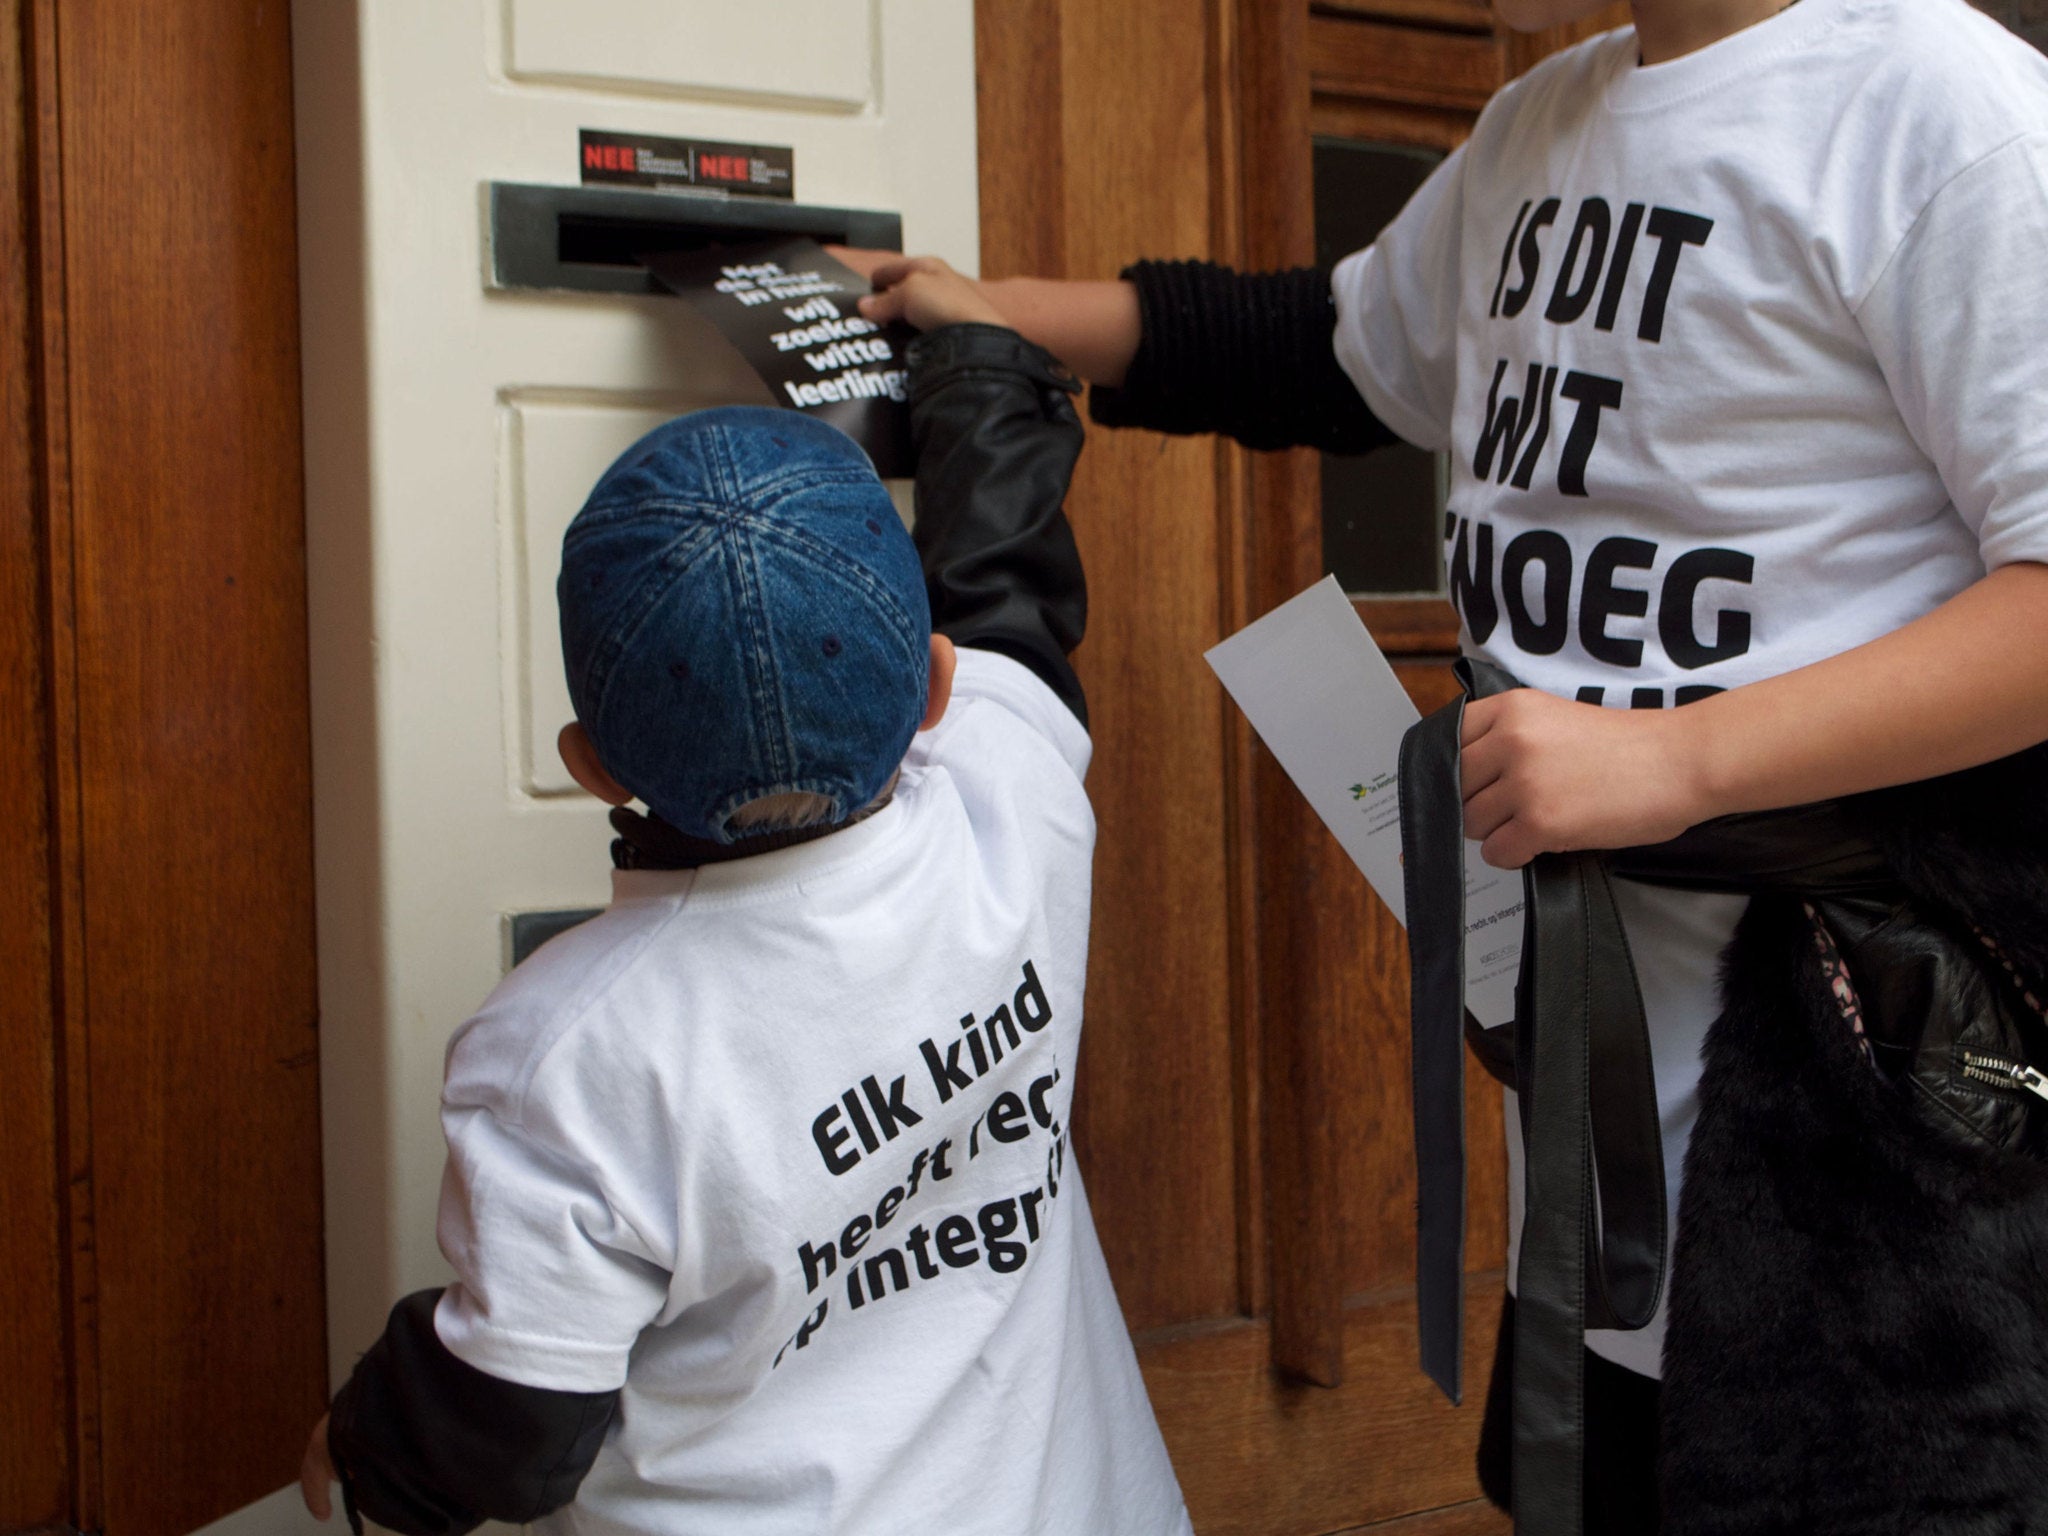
left=1205, top=576, right=1524, bottom=1028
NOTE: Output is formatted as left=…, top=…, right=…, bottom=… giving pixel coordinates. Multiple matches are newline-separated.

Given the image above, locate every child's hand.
left=830, top=247, right=1139, bottom=384
left=300, top=1413, right=337, bottom=1520
left=844, top=253, right=1010, bottom=332
left=826, top=245, right=902, bottom=285
left=1461, top=690, right=1707, bottom=867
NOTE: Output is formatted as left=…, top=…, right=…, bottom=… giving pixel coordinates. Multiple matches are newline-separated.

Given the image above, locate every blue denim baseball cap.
left=558, top=406, right=930, bottom=843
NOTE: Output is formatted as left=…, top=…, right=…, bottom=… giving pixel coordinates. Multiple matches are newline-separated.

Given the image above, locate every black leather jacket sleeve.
left=326, top=1289, right=618, bottom=1536
left=1089, top=259, right=1401, bottom=455
left=906, top=323, right=1090, bottom=727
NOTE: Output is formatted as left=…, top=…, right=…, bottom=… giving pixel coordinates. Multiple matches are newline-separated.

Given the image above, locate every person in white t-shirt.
left=848, top=1, right=2048, bottom=1528
left=297, top=270, right=1193, bottom=1536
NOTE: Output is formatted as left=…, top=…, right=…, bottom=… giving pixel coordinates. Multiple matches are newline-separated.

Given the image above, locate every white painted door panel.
left=293, top=0, right=977, bottom=1423
left=507, top=0, right=876, bottom=108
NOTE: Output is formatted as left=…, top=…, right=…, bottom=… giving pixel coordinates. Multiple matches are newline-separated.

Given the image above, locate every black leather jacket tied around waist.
left=1402, top=658, right=2048, bottom=1536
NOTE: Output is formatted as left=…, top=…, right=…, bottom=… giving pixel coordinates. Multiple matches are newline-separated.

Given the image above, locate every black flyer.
left=580, top=129, right=794, bottom=200
left=642, top=240, right=913, bottom=478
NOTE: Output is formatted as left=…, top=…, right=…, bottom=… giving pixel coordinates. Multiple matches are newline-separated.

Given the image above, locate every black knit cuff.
left=1089, top=259, right=1398, bottom=455
left=327, top=1289, right=618, bottom=1534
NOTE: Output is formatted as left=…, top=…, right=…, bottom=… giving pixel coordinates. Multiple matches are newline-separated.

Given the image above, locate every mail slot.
left=487, top=181, right=904, bottom=296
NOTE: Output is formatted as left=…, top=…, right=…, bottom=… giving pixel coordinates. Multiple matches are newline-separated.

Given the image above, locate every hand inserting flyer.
left=1205, top=576, right=1523, bottom=1028
left=641, top=238, right=915, bottom=476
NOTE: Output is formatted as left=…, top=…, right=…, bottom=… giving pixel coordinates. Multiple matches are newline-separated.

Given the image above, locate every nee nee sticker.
left=578, top=129, right=794, bottom=200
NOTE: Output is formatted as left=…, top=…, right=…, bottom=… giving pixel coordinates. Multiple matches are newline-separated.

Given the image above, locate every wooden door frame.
left=2, top=2, right=328, bottom=1530
left=972, top=5, right=1517, bottom=1531
left=2, top=2, right=78, bottom=1526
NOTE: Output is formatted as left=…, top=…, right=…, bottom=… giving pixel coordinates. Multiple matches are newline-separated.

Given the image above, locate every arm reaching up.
left=837, top=247, right=1398, bottom=453
left=878, top=258, right=1093, bottom=725
left=833, top=247, right=1141, bottom=387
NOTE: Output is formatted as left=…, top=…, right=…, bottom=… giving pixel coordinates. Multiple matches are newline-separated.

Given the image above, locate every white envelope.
left=1205, top=576, right=1524, bottom=1029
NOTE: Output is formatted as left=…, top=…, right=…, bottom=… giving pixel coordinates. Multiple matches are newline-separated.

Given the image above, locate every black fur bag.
left=1661, top=745, right=2048, bottom=1535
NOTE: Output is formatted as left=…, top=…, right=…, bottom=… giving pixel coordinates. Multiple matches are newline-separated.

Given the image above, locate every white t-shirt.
left=428, top=649, right=1192, bottom=1536
left=1332, top=0, right=2048, bottom=1375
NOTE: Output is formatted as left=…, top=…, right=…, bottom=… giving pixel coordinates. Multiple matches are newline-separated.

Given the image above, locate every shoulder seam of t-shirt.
left=1850, top=130, right=2048, bottom=319
left=464, top=900, right=698, bottom=1123
left=932, top=647, right=1088, bottom=774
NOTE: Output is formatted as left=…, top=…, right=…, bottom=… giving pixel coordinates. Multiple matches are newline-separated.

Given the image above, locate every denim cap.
left=558, top=406, right=929, bottom=843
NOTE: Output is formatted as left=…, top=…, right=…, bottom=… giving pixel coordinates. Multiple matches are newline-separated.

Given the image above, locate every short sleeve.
left=432, top=1037, right=674, bottom=1393
left=1856, top=133, right=2048, bottom=572
left=935, top=647, right=1093, bottom=782
left=1329, top=141, right=1472, bottom=454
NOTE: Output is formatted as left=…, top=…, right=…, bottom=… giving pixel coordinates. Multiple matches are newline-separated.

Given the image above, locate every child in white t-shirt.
left=298, top=270, right=1192, bottom=1536
left=851, top=0, right=2048, bottom=1528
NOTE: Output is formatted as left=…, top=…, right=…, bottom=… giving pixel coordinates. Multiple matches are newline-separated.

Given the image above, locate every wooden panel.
left=1311, top=94, right=1475, bottom=153
left=1396, top=656, right=1465, bottom=715
left=1350, top=1500, right=1512, bottom=1535
left=979, top=0, right=1245, bottom=1333
left=1309, top=14, right=1506, bottom=113
left=55, top=0, right=327, bottom=1530
left=1503, top=1, right=1633, bottom=78
left=0, top=0, right=72, bottom=1523
left=1314, top=0, right=1495, bottom=35
left=1206, top=1, right=1269, bottom=1321
left=1362, top=596, right=1461, bottom=656
left=1140, top=1280, right=1507, bottom=1536
left=1236, top=0, right=1352, bottom=1387
left=975, top=0, right=1067, bottom=281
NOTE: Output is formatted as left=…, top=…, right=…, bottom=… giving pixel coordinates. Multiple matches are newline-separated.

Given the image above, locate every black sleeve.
left=326, top=1289, right=618, bottom=1536
left=1088, top=259, right=1401, bottom=455
left=906, top=322, right=1090, bottom=726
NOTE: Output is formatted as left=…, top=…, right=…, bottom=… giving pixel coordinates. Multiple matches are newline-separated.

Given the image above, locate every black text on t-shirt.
left=1475, top=197, right=1713, bottom=498
left=1444, top=510, right=1755, bottom=706
left=775, top=959, right=1072, bottom=1370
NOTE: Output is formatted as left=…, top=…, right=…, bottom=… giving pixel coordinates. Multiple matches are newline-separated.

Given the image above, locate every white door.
left=288, top=9, right=977, bottom=1528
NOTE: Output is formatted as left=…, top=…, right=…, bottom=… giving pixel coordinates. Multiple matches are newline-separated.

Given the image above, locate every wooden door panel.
left=1308, top=15, right=1506, bottom=112
left=0, top=1, right=71, bottom=1520
left=974, top=3, right=1563, bottom=1531
left=3, top=1, right=329, bottom=1530
left=1312, top=0, right=1496, bottom=35
left=56, top=0, right=327, bottom=1520
left=982, top=0, right=1252, bottom=1336
left=1347, top=1500, right=1513, bottom=1534
left=1140, top=1282, right=1507, bottom=1535
left=1264, top=786, right=1508, bottom=1303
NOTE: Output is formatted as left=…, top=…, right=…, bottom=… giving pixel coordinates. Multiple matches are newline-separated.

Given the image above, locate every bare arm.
left=1462, top=561, right=2048, bottom=868
left=830, top=248, right=1140, bottom=385
left=970, top=276, right=1141, bottom=386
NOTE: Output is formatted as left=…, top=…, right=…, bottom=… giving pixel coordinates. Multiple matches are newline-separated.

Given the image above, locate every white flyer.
left=1204, top=576, right=1524, bottom=1029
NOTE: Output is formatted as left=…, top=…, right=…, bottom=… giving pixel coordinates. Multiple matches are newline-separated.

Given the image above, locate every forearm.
left=1463, top=563, right=2048, bottom=868
left=1679, top=561, right=2048, bottom=817
left=854, top=251, right=1397, bottom=453
left=981, top=276, right=1141, bottom=387
left=1084, top=261, right=1399, bottom=454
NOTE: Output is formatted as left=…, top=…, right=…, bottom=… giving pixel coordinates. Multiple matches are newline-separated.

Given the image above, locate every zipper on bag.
left=1958, top=1049, right=2048, bottom=1104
